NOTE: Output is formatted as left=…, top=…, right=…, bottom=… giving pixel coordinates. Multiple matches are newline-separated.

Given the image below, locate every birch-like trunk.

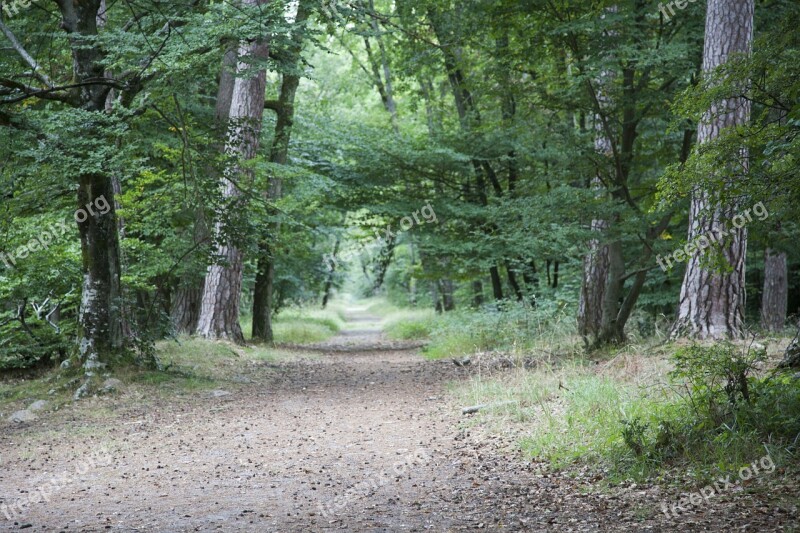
left=197, top=5, right=268, bottom=343
left=172, top=49, right=238, bottom=334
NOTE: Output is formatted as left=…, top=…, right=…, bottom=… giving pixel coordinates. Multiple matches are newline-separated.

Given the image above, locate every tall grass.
left=454, top=354, right=674, bottom=479
left=424, top=300, right=577, bottom=359
left=382, top=308, right=436, bottom=340
left=242, top=304, right=347, bottom=344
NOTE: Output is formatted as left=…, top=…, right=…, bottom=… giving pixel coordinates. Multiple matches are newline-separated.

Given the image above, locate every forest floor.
left=1, top=307, right=797, bottom=531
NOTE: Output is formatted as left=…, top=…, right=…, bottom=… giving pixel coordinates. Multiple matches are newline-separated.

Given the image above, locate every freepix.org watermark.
left=1, top=446, right=113, bottom=521
left=657, top=0, right=701, bottom=22
left=656, top=201, right=768, bottom=272
left=0, top=196, right=111, bottom=271
left=317, top=447, right=431, bottom=518
left=1, top=0, right=32, bottom=18
left=324, top=202, right=438, bottom=271
left=661, top=454, right=775, bottom=518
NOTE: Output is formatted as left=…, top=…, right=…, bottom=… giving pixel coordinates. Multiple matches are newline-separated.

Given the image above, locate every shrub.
left=618, top=342, right=800, bottom=474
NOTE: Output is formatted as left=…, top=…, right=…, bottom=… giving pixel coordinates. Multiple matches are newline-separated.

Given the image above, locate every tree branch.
left=264, top=100, right=281, bottom=112
left=0, top=77, right=125, bottom=105
left=0, top=19, right=54, bottom=88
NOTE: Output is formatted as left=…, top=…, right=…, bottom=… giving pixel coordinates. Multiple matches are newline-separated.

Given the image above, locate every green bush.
left=617, top=342, right=800, bottom=474
left=0, top=318, right=71, bottom=370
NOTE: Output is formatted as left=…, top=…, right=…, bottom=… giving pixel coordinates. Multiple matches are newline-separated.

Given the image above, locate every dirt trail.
left=0, top=309, right=793, bottom=531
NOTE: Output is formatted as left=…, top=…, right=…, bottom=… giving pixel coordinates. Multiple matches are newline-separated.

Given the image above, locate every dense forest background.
left=0, top=0, right=799, bottom=371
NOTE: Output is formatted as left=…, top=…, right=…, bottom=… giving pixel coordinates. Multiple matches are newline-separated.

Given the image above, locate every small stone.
left=9, top=410, right=37, bottom=423
left=27, top=400, right=48, bottom=412
left=60, top=359, right=71, bottom=369
left=101, top=378, right=123, bottom=393
left=210, top=390, right=232, bottom=398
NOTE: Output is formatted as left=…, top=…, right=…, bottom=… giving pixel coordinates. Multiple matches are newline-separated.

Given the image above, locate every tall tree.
left=171, top=48, right=237, bottom=334
left=197, top=0, right=269, bottom=343
left=0, top=2, right=128, bottom=372
left=761, top=248, right=787, bottom=332
left=672, top=0, right=754, bottom=339
left=252, top=0, right=310, bottom=343
left=428, top=6, right=505, bottom=302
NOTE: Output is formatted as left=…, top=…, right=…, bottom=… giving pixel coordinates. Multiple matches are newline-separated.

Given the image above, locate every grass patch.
left=454, top=354, right=673, bottom=480
left=424, top=300, right=579, bottom=360
left=242, top=304, right=347, bottom=344
left=382, top=308, right=436, bottom=340
left=363, top=298, right=402, bottom=317
left=453, top=340, right=800, bottom=483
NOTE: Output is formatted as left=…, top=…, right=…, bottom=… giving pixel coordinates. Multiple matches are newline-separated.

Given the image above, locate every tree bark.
left=576, top=6, right=618, bottom=341
left=252, top=1, right=308, bottom=343
left=172, top=48, right=237, bottom=334
left=761, top=248, right=787, bottom=332
left=578, top=217, right=609, bottom=338
left=472, top=280, right=484, bottom=308
left=197, top=2, right=269, bottom=343
left=251, top=85, right=293, bottom=341
left=489, top=265, right=504, bottom=301
left=77, top=173, right=125, bottom=368
left=51, top=0, right=126, bottom=369
left=321, top=238, right=340, bottom=309
left=672, top=0, right=754, bottom=339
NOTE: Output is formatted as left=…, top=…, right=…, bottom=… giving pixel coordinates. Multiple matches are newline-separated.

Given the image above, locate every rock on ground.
left=27, top=400, right=48, bottom=412
left=8, top=409, right=37, bottom=423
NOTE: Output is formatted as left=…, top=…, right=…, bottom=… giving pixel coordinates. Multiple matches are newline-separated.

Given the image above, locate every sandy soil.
left=0, top=311, right=796, bottom=532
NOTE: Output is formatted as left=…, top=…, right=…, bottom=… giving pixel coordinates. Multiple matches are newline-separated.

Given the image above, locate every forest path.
left=1, top=308, right=786, bottom=531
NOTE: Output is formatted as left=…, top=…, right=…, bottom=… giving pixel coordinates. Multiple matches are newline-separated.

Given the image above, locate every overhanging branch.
left=0, top=19, right=54, bottom=88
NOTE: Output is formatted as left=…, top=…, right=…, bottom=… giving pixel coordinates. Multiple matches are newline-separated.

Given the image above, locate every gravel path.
left=1, top=310, right=796, bottom=531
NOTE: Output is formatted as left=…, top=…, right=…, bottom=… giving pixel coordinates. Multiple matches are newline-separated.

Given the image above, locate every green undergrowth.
left=432, top=301, right=576, bottom=359
left=382, top=309, right=437, bottom=340
left=454, top=340, right=800, bottom=484
left=375, top=299, right=578, bottom=358
left=243, top=303, right=347, bottom=344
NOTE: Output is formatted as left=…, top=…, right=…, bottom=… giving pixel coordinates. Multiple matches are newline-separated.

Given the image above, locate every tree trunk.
left=761, top=249, right=787, bottom=332
left=432, top=280, right=443, bottom=313
left=77, top=173, right=125, bottom=368
left=197, top=6, right=269, bottom=343
left=440, top=279, right=456, bottom=311
left=171, top=285, right=202, bottom=334
left=371, top=235, right=397, bottom=294
left=172, top=48, right=237, bottom=334
left=489, top=265, right=504, bottom=301
left=578, top=218, right=609, bottom=338
left=252, top=1, right=309, bottom=342
left=50, top=0, right=126, bottom=369
left=321, top=238, right=340, bottom=309
left=252, top=244, right=276, bottom=342
left=472, top=280, right=484, bottom=308
left=578, top=31, right=615, bottom=340
left=672, top=0, right=754, bottom=339
left=505, top=261, right=524, bottom=301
